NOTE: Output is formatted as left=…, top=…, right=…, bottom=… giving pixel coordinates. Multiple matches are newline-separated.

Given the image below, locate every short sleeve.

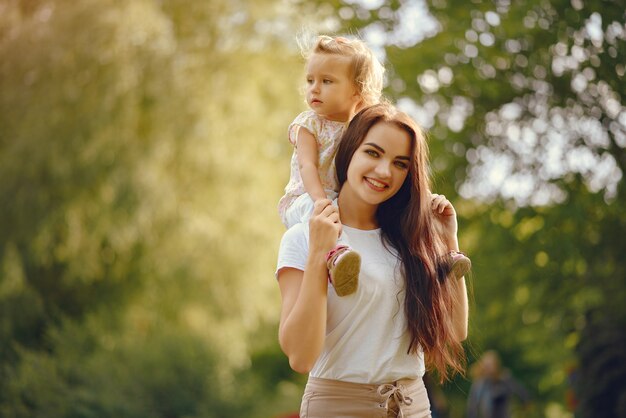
left=275, top=223, right=309, bottom=278
left=288, top=110, right=322, bottom=146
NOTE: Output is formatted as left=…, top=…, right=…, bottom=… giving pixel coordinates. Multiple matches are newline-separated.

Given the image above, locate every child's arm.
left=295, top=127, right=327, bottom=202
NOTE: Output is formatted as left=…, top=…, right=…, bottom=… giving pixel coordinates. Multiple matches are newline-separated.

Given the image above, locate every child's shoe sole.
left=331, top=251, right=361, bottom=296
left=450, top=255, right=471, bottom=279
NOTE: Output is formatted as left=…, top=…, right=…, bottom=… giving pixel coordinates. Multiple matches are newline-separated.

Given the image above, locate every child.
left=278, top=35, right=470, bottom=297
left=277, top=35, right=385, bottom=296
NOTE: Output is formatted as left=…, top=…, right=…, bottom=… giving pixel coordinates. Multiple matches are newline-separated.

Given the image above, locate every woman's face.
left=343, top=121, right=412, bottom=207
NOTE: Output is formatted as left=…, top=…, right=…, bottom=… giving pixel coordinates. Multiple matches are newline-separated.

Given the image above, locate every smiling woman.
left=276, top=102, right=471, bottom=417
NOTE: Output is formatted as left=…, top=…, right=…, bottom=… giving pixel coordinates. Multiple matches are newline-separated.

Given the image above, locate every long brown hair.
left=335, top=103, right=465, bottom=381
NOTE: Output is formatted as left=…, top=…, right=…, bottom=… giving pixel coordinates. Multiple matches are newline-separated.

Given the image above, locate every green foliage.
left=0, top=0, right=311, bottom=416
left=2, top=0, right=623, bottom=416
left=331, top=0, right=625, bottom=416
left=1, top=316, right=252, bottom=418
left=574, top=310, right=626, bottom=418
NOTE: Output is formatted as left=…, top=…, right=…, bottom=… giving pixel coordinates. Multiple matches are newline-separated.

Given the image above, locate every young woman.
left=276, top=102, right=470, bottom=417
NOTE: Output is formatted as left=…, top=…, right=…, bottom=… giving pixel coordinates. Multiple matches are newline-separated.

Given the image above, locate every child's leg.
left=285, top=191, right=338, bottom=227
left=326, top=198, right=360, bottom=297
left=326, top=245, right=360, bottom=296
left=287, top=194, right=361, bottom=296
left=284, top=194, right=316, bottom=228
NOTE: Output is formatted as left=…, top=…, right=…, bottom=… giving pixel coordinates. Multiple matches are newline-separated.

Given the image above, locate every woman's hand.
left=309, top=199, right=342, bottom=255
left=430, top=193, right=459, bottom=250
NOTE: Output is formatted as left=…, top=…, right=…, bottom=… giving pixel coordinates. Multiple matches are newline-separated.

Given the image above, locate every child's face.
left=305, top=53, right=361, bottom=122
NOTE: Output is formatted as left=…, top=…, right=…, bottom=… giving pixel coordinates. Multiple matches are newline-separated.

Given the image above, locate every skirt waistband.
left=305, top=376, right=425, bottom=418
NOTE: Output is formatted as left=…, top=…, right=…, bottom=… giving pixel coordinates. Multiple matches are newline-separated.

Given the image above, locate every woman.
left=276, top=102, right=470, bottom=417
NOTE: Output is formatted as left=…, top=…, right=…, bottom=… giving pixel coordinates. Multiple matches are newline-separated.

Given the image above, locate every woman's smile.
left=364, top=177, right=389, bottom=191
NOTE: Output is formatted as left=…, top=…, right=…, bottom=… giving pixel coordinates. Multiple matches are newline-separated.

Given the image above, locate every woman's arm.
left=277, top=199, right=341, bottom=372
left=296, top=127, right=328, bottom=202
left=431, top=193, right=470, bottom=341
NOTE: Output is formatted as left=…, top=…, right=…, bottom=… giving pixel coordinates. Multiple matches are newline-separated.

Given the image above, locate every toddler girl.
left=278, top=35, right=385, bottom=296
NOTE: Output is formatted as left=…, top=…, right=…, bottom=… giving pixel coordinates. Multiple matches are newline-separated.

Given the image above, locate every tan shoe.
left=446, top=251, right=471, bottom=279
left=326, top=245, right=361, bottom=296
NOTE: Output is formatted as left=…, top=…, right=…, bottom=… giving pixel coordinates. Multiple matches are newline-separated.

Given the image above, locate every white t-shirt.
left=276, top=222, right=426, bottom=384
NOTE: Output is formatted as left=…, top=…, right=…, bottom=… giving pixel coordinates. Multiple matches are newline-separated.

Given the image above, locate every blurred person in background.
left=466, top=350, right=531, bottom=418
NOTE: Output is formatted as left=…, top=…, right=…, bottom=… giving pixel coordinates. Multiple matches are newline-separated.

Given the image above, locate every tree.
left=0, top=0, right=311, bottom=415
left=328, top=0, right=625, bottom=416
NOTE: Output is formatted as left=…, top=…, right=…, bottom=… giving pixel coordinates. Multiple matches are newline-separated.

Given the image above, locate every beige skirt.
left=300, top=376, right=432, bottom=418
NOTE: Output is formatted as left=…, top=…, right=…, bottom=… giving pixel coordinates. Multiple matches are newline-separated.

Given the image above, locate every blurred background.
left=1, top=0, right=624, bottom=417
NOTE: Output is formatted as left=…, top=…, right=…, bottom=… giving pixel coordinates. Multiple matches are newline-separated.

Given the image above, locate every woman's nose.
left=375, top=161, right=391, bottom=178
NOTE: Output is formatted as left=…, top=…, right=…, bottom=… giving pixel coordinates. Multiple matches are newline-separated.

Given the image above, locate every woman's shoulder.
left=277, top=223, right=310, bottom=272
left=281, top=222, right=309, bottom=246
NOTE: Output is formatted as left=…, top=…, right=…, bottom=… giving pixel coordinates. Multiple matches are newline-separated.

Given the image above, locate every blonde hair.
left=300, top=35, right=385, bottom=107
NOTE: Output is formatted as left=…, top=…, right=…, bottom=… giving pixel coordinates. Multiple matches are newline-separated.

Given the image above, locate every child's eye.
left=323, top=79, right=333, bottom=84
left=306, top=78, right=313, bottom=84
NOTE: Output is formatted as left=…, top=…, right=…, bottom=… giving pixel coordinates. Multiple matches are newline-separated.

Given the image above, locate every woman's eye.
left=365, top=149, right=378, bottom=157
left=395, top=161, right=409, bottom=169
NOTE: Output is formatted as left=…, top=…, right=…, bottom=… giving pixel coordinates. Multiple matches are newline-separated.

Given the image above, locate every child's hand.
left=430, top=193, right=459, bottom=249
left=309, top=199, right=341, bottom=255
